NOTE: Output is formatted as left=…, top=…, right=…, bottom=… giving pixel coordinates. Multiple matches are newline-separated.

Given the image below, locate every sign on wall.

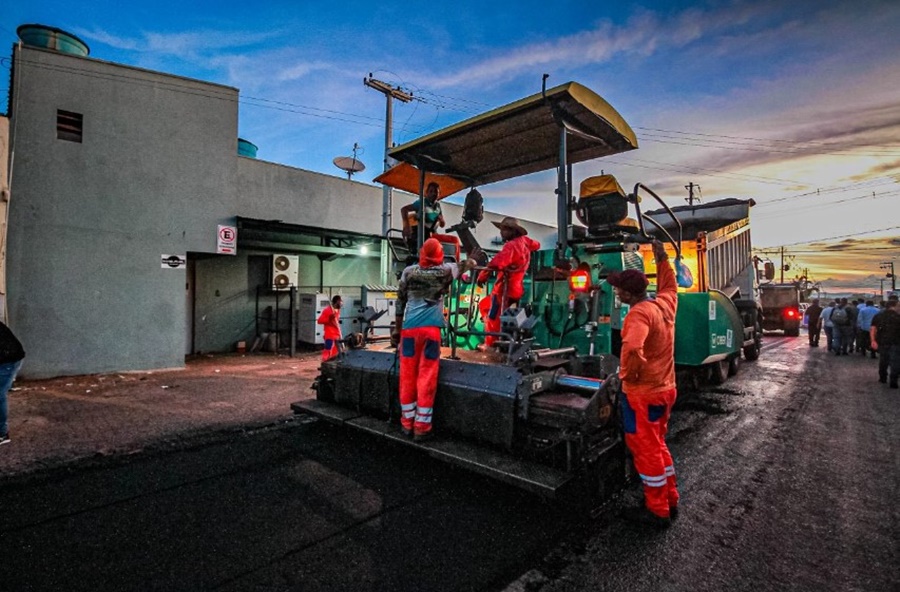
left=161, top=254, right=186, bottom=269
left=217, top=225, right=237, bottom=255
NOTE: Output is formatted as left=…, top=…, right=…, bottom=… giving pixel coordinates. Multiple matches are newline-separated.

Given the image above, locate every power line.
left=639, top=134, right=900, bottom=158
left=635, top=126, right=900, bottom=155
left=756, top=225, right=900, bottom=249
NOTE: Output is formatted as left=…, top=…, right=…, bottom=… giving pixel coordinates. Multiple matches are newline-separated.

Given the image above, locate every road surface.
left=0, top=335, right=897, bottom=591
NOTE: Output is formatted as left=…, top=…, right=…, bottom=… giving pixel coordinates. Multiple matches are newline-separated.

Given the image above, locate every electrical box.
left=361, top=285, right=398, bottom=337
left=297, top=293, right=330, bottom=344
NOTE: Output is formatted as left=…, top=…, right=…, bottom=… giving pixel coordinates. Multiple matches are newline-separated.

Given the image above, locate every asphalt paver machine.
left=293, top=80, right=761, bottom=497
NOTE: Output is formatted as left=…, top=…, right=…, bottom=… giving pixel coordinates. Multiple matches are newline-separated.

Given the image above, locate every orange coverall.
left=618, top=256, right=679, bottom=518
left=317, top=305, right=342, bottom=361
left=477, top=235, right=540, bottom=346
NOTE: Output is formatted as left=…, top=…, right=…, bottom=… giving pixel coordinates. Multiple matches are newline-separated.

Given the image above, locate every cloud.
left=74, top=26, right=282, bottom=58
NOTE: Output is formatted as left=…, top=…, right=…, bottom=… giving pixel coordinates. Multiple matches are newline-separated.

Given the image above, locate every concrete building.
left=3, top=26, right=555, bottom=379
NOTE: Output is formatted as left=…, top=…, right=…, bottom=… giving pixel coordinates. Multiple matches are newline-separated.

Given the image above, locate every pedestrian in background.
left=0, top=320, right=26, bottom=445
left=317, top=295, right=343, bottom=362
left=870, top=299, right=900, bottom=389
left=846, top=299, right=860, bottom=352
left=806, top=299, right=823, bottom=347
left=821, top=301, right=836, bottom=353
left=610, top=240, right=679, bottom=529
left=856, top=300, right=879, bottom=358
left=830, top=298, right=853, bottom=355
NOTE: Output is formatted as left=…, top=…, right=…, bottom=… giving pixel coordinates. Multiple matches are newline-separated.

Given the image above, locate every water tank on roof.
left=17, top=24, right=90, bottom=56
left=238, top=138, right=258, bottom=158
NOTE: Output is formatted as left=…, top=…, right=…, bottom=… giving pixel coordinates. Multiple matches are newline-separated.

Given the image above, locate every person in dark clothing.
left=806, top=299, right=823, bottom=347
left=0, top=321, right=26, bottom=445
left=870, top=300, right=900, bottom=388
left=831, top=298, right=854, bottom=355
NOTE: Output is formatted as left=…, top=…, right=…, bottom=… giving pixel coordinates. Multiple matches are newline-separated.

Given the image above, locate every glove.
left=477, top=270, right=490, bottom=285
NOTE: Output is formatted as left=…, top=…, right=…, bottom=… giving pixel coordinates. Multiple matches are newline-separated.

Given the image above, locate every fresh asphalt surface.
left=1, top=334, right=897, bottom=592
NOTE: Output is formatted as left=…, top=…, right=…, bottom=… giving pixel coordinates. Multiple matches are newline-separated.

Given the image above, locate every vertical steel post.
left=556, top=126, right=569, bottom=258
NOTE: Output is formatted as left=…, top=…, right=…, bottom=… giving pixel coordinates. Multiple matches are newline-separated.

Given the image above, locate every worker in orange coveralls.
left=316, top=294, right=343, bottom=361
left=476, top=217, right=540, bottom=349
left=609, top=239, right=679, bottom=529
left=392, top=239, right=473, bottom=442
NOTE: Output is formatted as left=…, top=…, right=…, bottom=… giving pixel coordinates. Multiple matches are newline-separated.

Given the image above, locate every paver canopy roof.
left=381, top=81, right=638, bottom=189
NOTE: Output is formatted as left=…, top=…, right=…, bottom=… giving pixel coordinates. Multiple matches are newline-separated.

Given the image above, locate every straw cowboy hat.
left=491, top=216, right=528, bottom=236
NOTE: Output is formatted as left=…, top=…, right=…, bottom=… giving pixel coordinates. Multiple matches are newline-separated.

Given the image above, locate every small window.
left=57, top=110, right=83, bottom=143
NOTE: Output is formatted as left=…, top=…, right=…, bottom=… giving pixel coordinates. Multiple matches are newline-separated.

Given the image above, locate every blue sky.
left=3, top=0, right=899, bottom=294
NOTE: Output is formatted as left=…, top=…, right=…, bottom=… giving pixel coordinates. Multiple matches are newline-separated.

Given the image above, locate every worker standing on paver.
left=317, top=295, right=343, bottom=362
left=392, top=238, right=473, bottom=442
left=609, top=239, right=679, bottom=529
left=476, top=217, right=540, bottom=349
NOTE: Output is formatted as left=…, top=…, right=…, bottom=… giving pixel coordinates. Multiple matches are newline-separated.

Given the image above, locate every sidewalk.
left=0, top=352, right=322, bottom=477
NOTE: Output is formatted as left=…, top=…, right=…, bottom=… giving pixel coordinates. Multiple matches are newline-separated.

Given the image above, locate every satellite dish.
left=334, top=143, right=365, bottom=179
left=333, top=156, right=365, bottom=175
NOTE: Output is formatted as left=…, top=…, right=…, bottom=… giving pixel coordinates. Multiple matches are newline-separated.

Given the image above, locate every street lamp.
left=880, top=261, right=896, bottom=292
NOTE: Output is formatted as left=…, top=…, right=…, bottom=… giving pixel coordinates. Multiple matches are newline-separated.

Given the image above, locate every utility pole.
left=685, top=182, right=700, bottom=206
left=881, top=260, right=896, bottom=293
left=365, top=75, right=413, bottom=284
left=780, top=246, right=784, bottom=284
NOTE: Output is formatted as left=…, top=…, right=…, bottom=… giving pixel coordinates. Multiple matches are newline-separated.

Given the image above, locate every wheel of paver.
left=727, top=354, right=740, bottom=377
left=708, top=359, right=728, bottom=385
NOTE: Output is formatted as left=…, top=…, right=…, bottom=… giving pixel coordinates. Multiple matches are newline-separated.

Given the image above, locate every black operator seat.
left=576, top=174, right=640, bottom=236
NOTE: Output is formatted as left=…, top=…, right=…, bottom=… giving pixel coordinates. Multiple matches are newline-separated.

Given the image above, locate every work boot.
left=622, top=506, right=671, bottom=529
left=400, top=426, right=413, bottom=439
left=413, top=431, right=434, bottom=443
left=669, top=505, right=680, bottom=521
left=0, top=432, right=9, bottom=446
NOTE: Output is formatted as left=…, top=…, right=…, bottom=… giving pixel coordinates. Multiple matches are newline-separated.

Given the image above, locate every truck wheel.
left=727, top=354, right=740, bottom=377
left=708, top=360, right=728, bottom=385
left=743, top=321, right=762, bottom=361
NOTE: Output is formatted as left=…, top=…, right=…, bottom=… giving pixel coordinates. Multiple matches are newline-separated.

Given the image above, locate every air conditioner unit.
left=271, top=254, right=299, bottom=290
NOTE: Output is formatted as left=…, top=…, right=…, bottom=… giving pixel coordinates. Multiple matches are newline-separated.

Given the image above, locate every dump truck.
left=759, top=283, right=802, bottom=336
left=293, top=80, right=762, bottom=498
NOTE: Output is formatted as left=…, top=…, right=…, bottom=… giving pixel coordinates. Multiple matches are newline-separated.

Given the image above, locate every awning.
left=386, top=81, right=638, bottom=187
left=373, top=161, right=469, bottom=198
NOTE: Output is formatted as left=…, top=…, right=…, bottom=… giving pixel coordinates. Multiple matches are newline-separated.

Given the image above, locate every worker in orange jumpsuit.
left=392, top=239, right=472, bottom=441
left=316, top=295, right=343, bottom=361
left=476, top=217, right=540, bottom=348
left=609, top=239, right=679, bottom=528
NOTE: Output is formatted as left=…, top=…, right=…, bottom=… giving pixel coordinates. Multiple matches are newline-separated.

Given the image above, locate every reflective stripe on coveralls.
left=401, top=402, right=416, bottom=420
left=621, top=389, right=679, bottom=518
left=399, top=326, right=442, bottom=434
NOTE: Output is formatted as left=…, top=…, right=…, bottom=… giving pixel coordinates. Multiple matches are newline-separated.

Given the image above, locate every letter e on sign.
left=217, top=225, right=237, bottom=255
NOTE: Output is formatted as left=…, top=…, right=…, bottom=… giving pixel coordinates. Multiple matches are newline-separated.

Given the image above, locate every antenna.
left=333, top=143, right=366, bottom=180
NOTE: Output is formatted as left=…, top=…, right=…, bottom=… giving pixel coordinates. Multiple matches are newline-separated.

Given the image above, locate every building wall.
left=7, top=46, right=239, bottom=378
left=6, top=44, right=556, bottom=379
